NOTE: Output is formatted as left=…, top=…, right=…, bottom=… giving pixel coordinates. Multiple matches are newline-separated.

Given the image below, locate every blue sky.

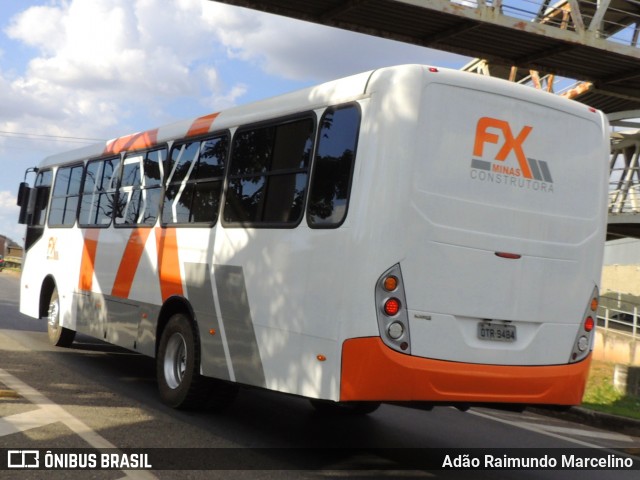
left=0, top=0, right=468, bottom=242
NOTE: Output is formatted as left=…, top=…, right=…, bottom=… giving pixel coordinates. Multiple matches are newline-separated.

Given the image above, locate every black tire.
left=157, top=313, right=214, bottom=409
left=310, top=399, right=381, bottom=415
left=47, top=288, right=76, bottom=347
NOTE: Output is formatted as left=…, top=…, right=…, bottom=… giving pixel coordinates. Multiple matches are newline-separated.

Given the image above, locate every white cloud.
left=202, top=3, right=468, bottom=82
left=2, top=0, right=231, bottom=139
left=2, top=0, right=467, bottom=141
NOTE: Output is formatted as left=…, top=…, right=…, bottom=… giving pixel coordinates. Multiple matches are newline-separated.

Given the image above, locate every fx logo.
left=7, top=450, right=39, bottom=468
left=472, top=117, right=553, bottom=183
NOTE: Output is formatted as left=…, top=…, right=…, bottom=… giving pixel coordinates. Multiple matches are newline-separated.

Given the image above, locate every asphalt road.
left=0, top=271, right=639, bottom=479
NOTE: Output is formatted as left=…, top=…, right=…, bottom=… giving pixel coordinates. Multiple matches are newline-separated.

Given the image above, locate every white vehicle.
left=17, top=65, right=609, bottom=411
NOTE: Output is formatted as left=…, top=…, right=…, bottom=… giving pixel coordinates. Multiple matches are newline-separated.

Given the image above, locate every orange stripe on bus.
left=78, top=229, right=100, bottom=292
left=186, top=112, right=219, bottom=138
left=155, top=227, right=183, bottom=301
left=111, top=228, right=153, bottom=299
left=340, top=337, right=590, bottom=405
left=104, top=129, right=159, bottom=155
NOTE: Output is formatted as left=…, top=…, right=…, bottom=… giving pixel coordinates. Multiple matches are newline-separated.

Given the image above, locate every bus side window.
left=162, top=135, right=228, bottom=225
left=79, top=157, right=121, bottom=226
left=223, top=117, right=314, bottom=226
left=307, top=104, right=361, bottom=228
left=32, top=170, right=53, bottom=226
left=48, top=164, right=83, bottom=227
left=116, top=148, right=165, bottom=226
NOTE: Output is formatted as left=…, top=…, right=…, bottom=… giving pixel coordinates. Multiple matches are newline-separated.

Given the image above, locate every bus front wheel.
left=157, top=313, right=212, bottom=409
left=47, top=288, right=76, bottom=347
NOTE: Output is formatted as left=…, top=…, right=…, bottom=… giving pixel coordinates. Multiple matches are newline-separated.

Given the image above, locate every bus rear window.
left=307, top=104, right=360, bottom=228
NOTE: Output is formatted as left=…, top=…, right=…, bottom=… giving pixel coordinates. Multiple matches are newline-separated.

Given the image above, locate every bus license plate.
left=477, top=322, right=516, bottom=342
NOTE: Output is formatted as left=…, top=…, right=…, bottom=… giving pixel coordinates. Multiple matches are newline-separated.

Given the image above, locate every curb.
left=532, top=406, right=640, bottom=438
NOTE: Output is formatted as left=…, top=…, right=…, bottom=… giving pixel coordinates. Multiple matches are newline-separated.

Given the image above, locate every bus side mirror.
left=17, top=183, right=32, bottom=225
left=17, top=182, right=29, bottom=207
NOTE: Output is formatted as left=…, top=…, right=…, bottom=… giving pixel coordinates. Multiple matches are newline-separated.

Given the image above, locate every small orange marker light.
left=317, top=354, right=326, bottom=362
left=590, top=298, right=598, bottom=311
left=209, top=329, right=216, bottom=335
left=383, top=276, right=398, bottom=291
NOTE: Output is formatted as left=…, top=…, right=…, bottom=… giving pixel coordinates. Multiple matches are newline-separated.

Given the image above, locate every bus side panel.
left=20, top=227, right=85, bottom=332
left=212, top=226, right=343, bottom=400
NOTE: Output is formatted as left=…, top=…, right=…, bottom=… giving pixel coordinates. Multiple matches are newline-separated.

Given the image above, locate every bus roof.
left=36, top=64, right=603, bottom=170
left=36, top=68, right=375, bottom=170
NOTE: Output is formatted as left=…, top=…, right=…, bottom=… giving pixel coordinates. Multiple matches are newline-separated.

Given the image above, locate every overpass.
left=211, top=0, right=640, bottom=113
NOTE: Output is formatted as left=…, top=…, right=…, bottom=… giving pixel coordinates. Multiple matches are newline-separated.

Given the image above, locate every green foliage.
left=582, top=361, right=640, bottom=420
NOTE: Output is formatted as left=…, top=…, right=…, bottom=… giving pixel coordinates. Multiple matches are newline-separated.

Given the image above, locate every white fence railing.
left=598, top=306, right=640, bottom=339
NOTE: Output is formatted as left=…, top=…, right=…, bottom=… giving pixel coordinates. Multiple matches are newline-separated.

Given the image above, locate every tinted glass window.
left=33, top=170, right=53, bottom=226
left=79, top=157, right=121, bottom=226
left=162, top=135, right=228, bottom=225
left=307, top=105, right=360, bottom=227
left=116, top=148, right=165, bottom=226
left=49, top=165, right=83, bottom=227
left=223, top=117, right=314, bottom=226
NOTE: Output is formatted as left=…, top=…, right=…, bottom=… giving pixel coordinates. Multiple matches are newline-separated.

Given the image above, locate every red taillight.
left=428, top=67, right=439, bottom=73
left=584, top=317, right=595, bottom=332
left=384, top=298, right=401, bottom=316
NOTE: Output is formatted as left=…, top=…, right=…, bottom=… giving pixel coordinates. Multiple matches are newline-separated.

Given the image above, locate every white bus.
left=17, top=65, right=609, bottom=412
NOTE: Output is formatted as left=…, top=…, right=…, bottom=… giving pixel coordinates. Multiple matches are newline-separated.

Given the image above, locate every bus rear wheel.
left=157, top=313, right=238, bottom=410
left=47, top=288, right=75, bottom=347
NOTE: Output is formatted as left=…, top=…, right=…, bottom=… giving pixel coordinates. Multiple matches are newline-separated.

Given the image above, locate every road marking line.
left=468, top=409, right=607, bottom=448
left=0, top=368, right=157, bottom=480
left=517, top=422, right=635, bottom=442
left=469, top=408, right=640, bottom=458
left=0, top=408, right=54, bottom=437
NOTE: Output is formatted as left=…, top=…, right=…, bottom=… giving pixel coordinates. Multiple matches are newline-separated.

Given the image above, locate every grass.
left=581, top=360, right=640, bottom=420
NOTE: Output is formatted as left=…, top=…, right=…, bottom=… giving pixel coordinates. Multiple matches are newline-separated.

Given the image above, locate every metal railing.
left=609, top=132, right=640, bottom=215
left=610, top=166, right=640, bottom=214
left=460, top=0, right=640, bottom=101
left=598, top=293, right=640, bottom=338
left=453, top=0, right=640, bottom=48
left=598, top=306, right=640, bottom=339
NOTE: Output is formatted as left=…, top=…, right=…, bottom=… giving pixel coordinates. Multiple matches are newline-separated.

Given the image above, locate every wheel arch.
left=39, top=275, right=57, bottom=319
left=155, top=296, right=199, bottom=357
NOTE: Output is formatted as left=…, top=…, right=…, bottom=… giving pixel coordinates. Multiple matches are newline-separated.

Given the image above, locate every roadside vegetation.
left=581, top=360, right=640, bottom=420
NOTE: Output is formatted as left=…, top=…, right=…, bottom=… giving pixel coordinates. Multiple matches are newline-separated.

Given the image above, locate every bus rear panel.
left=340, top=67, right=608, bottom=406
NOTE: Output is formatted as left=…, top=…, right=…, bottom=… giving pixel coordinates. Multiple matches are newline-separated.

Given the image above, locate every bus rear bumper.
left=340, top=337, right=591, bottom=406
